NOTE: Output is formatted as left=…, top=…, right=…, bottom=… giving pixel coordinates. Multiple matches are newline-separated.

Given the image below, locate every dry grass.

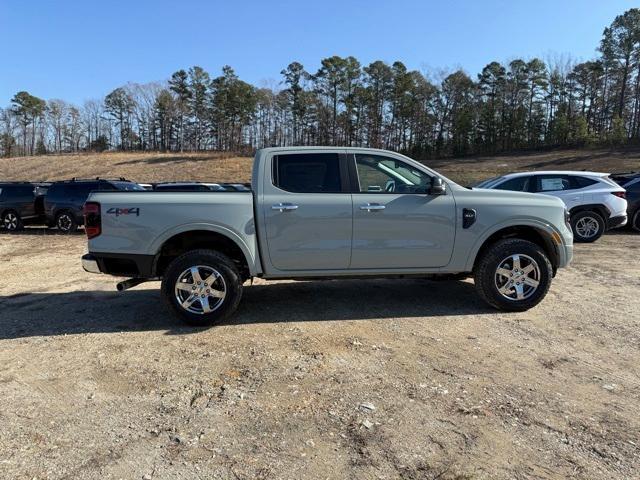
left=0, top=151, right=253, bottom=183
left=432, top=147, right=640, bottom=185
left=1, top=147, right=639, bottom=186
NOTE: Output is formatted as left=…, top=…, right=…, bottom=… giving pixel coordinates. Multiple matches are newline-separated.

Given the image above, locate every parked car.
left=474, top=171, right=627, bottom=243
left=611, top=172, right=640, bottom=232
left=45, top=178, right=145, bottom=233
left=153, top=182, right=252, bottom=192
left=154, top=182, right=228, bottom=192
left=81, top=147, right=574, bottom=325
left=0, top=182, right=49, bottom=231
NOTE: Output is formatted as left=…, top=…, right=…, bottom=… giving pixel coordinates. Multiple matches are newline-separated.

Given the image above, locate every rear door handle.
left=359, top=203, right=385, bottom=212
left=271, top=203, right=299, bottom=212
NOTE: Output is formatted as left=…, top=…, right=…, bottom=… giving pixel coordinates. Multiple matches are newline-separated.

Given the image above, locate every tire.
left=56, top=211, right=78, bottom=233
left=571, top=210, right=605, bottom=243
left=161, top=249, right=243, bottom=326
left=2, top=210, right=23, bottom=231
left=474, top=238, right=553, bottom=312
left=632, top=210, right=640, bottom=233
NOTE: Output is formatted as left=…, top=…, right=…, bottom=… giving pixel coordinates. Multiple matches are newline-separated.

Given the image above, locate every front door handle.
left=272, top=203, right=299, bottom=212
left=359, top=203, right=385, bottom=212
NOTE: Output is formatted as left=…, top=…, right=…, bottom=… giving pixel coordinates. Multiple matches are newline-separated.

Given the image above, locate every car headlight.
left=564, top=208, right=571, bottom=228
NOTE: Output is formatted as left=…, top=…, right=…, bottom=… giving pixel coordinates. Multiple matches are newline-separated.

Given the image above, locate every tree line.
left=2, top=8, right=640, bottom=159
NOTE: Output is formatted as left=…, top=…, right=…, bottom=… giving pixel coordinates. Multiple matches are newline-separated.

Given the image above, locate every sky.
left=1, top=0, right=638, bottom=105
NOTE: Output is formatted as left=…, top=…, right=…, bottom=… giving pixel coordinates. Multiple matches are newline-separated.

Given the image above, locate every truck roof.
left=257, top=146, right=401, bottom=155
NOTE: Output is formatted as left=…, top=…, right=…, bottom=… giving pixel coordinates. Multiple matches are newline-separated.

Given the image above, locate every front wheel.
left=474, top=239, right=553, bottom=311
left=161, top=249, right=243, bottom=326
left=571, top=211, right=605, bottom=243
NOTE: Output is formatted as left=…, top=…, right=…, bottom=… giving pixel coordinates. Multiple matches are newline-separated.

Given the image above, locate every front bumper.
left=82, top=254, right=101, bottom=274
left=607, top=214, right=628, bottom=230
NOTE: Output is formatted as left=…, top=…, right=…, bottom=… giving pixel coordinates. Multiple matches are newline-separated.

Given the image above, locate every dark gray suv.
left=0, top=182, right=49, bottom=231
left=44, top=178, right=144, bottom=233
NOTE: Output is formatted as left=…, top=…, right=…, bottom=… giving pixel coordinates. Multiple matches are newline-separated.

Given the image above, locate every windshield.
left=473, top=176, right=503, bottom=188
left=113, top=182, right=145, bottom=191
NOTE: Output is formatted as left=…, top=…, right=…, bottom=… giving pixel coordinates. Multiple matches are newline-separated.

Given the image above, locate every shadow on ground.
left=0, top=278, right=491, bottom=340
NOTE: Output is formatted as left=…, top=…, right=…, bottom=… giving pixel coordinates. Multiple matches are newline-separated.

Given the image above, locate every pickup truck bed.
left=86, top=190, right=257, bottom=278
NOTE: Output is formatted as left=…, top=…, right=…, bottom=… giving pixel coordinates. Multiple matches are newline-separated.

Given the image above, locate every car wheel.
left=474, top=238, right=553, bottom=312
left=632, top=210, right=640, bottom=233
left=161, top=249, right=243, bottom=326
left=2, top=210, right=23, bottom=231
left=571, top=211, right=605, bottom=243
left=56, top=211, right=78, bottom=233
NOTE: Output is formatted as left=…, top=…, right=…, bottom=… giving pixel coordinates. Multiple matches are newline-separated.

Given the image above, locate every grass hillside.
left=1, top=147, right=639, bottom=186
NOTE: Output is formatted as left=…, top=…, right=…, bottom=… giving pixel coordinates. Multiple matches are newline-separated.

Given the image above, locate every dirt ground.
left=0, top=229, right=638, bottom=480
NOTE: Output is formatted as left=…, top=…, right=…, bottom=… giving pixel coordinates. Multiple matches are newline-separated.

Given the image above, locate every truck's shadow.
left=0, top=279, right=491, bottom=340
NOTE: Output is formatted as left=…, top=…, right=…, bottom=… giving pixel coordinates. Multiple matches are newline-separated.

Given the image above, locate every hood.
left=468, top=187, right=566, bottom=208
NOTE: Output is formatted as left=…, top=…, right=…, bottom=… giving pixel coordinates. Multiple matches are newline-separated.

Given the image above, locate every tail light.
left=611, top=191, right=626, bottom=199
left=84, top=202, right=101, bottom=239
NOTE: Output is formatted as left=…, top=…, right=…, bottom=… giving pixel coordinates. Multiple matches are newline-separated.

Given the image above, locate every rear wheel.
left=161, top=249, right=243, bottom=326
left=571, top=210, right=605, bottom=243
left=56, top=211, right=78, bottom=233
left=2, top=210, right=23, bottom=231
left=474, top=239, right=553, bottom=311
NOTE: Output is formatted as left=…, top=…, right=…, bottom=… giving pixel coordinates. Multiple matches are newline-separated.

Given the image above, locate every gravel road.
left=0, top=230, right=638, bottom=479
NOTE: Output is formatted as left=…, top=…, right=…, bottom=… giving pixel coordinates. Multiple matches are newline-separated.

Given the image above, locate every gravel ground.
left=0, top=230, right=638, bottom=479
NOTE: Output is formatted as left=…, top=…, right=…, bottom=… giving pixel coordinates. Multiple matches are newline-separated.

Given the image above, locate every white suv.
left=475, top=171, right=628, bottom=243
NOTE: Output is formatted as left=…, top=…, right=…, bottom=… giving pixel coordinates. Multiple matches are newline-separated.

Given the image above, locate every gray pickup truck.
left=82, top=147, right=573, bottom=325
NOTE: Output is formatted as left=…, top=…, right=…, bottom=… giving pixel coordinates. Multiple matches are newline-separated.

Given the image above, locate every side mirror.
left=429, top=177, right=446, bottom=195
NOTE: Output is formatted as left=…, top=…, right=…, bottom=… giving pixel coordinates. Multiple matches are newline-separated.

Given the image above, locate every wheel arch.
left=153, top=227, right=257, bottom=280
left=468, top=223, right=560, bottom=274
left=569, top=203, right=609, bottom=221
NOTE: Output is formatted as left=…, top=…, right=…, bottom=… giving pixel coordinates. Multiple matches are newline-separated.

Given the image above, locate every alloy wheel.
left=3, top=213, right=18, bottom=230
left=494, top=254, right=541, bottom=301
left=575, top=216, right=600, bottom=239
left=57, top=214, right=73, bottom=232
left=174, top=265, right=227, bottom=315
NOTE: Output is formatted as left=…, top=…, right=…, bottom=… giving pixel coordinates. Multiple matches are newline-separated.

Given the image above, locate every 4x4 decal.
left=106, top=207, right=140, bottom=217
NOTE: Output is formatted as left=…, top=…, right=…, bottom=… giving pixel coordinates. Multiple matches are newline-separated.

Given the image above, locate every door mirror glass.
left=429, top=177, right=446, bottom=195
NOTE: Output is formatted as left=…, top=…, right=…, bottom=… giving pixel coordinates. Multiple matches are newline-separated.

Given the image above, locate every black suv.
left=0, top=182, right=49, bottom=231
left=612, top=172, right=640, bottom=231
left=44, top=178, right=144, bottom=233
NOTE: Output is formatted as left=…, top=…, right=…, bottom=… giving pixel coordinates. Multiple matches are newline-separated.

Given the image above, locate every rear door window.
left=273, top=153, right=343, bottom=193
left=573, top=176, right=598, bottom=188
left=534, top=175, right=574, bottom=192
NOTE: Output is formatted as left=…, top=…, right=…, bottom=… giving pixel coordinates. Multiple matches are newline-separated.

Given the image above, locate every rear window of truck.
left=273, top=153, right=342, bottom=193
